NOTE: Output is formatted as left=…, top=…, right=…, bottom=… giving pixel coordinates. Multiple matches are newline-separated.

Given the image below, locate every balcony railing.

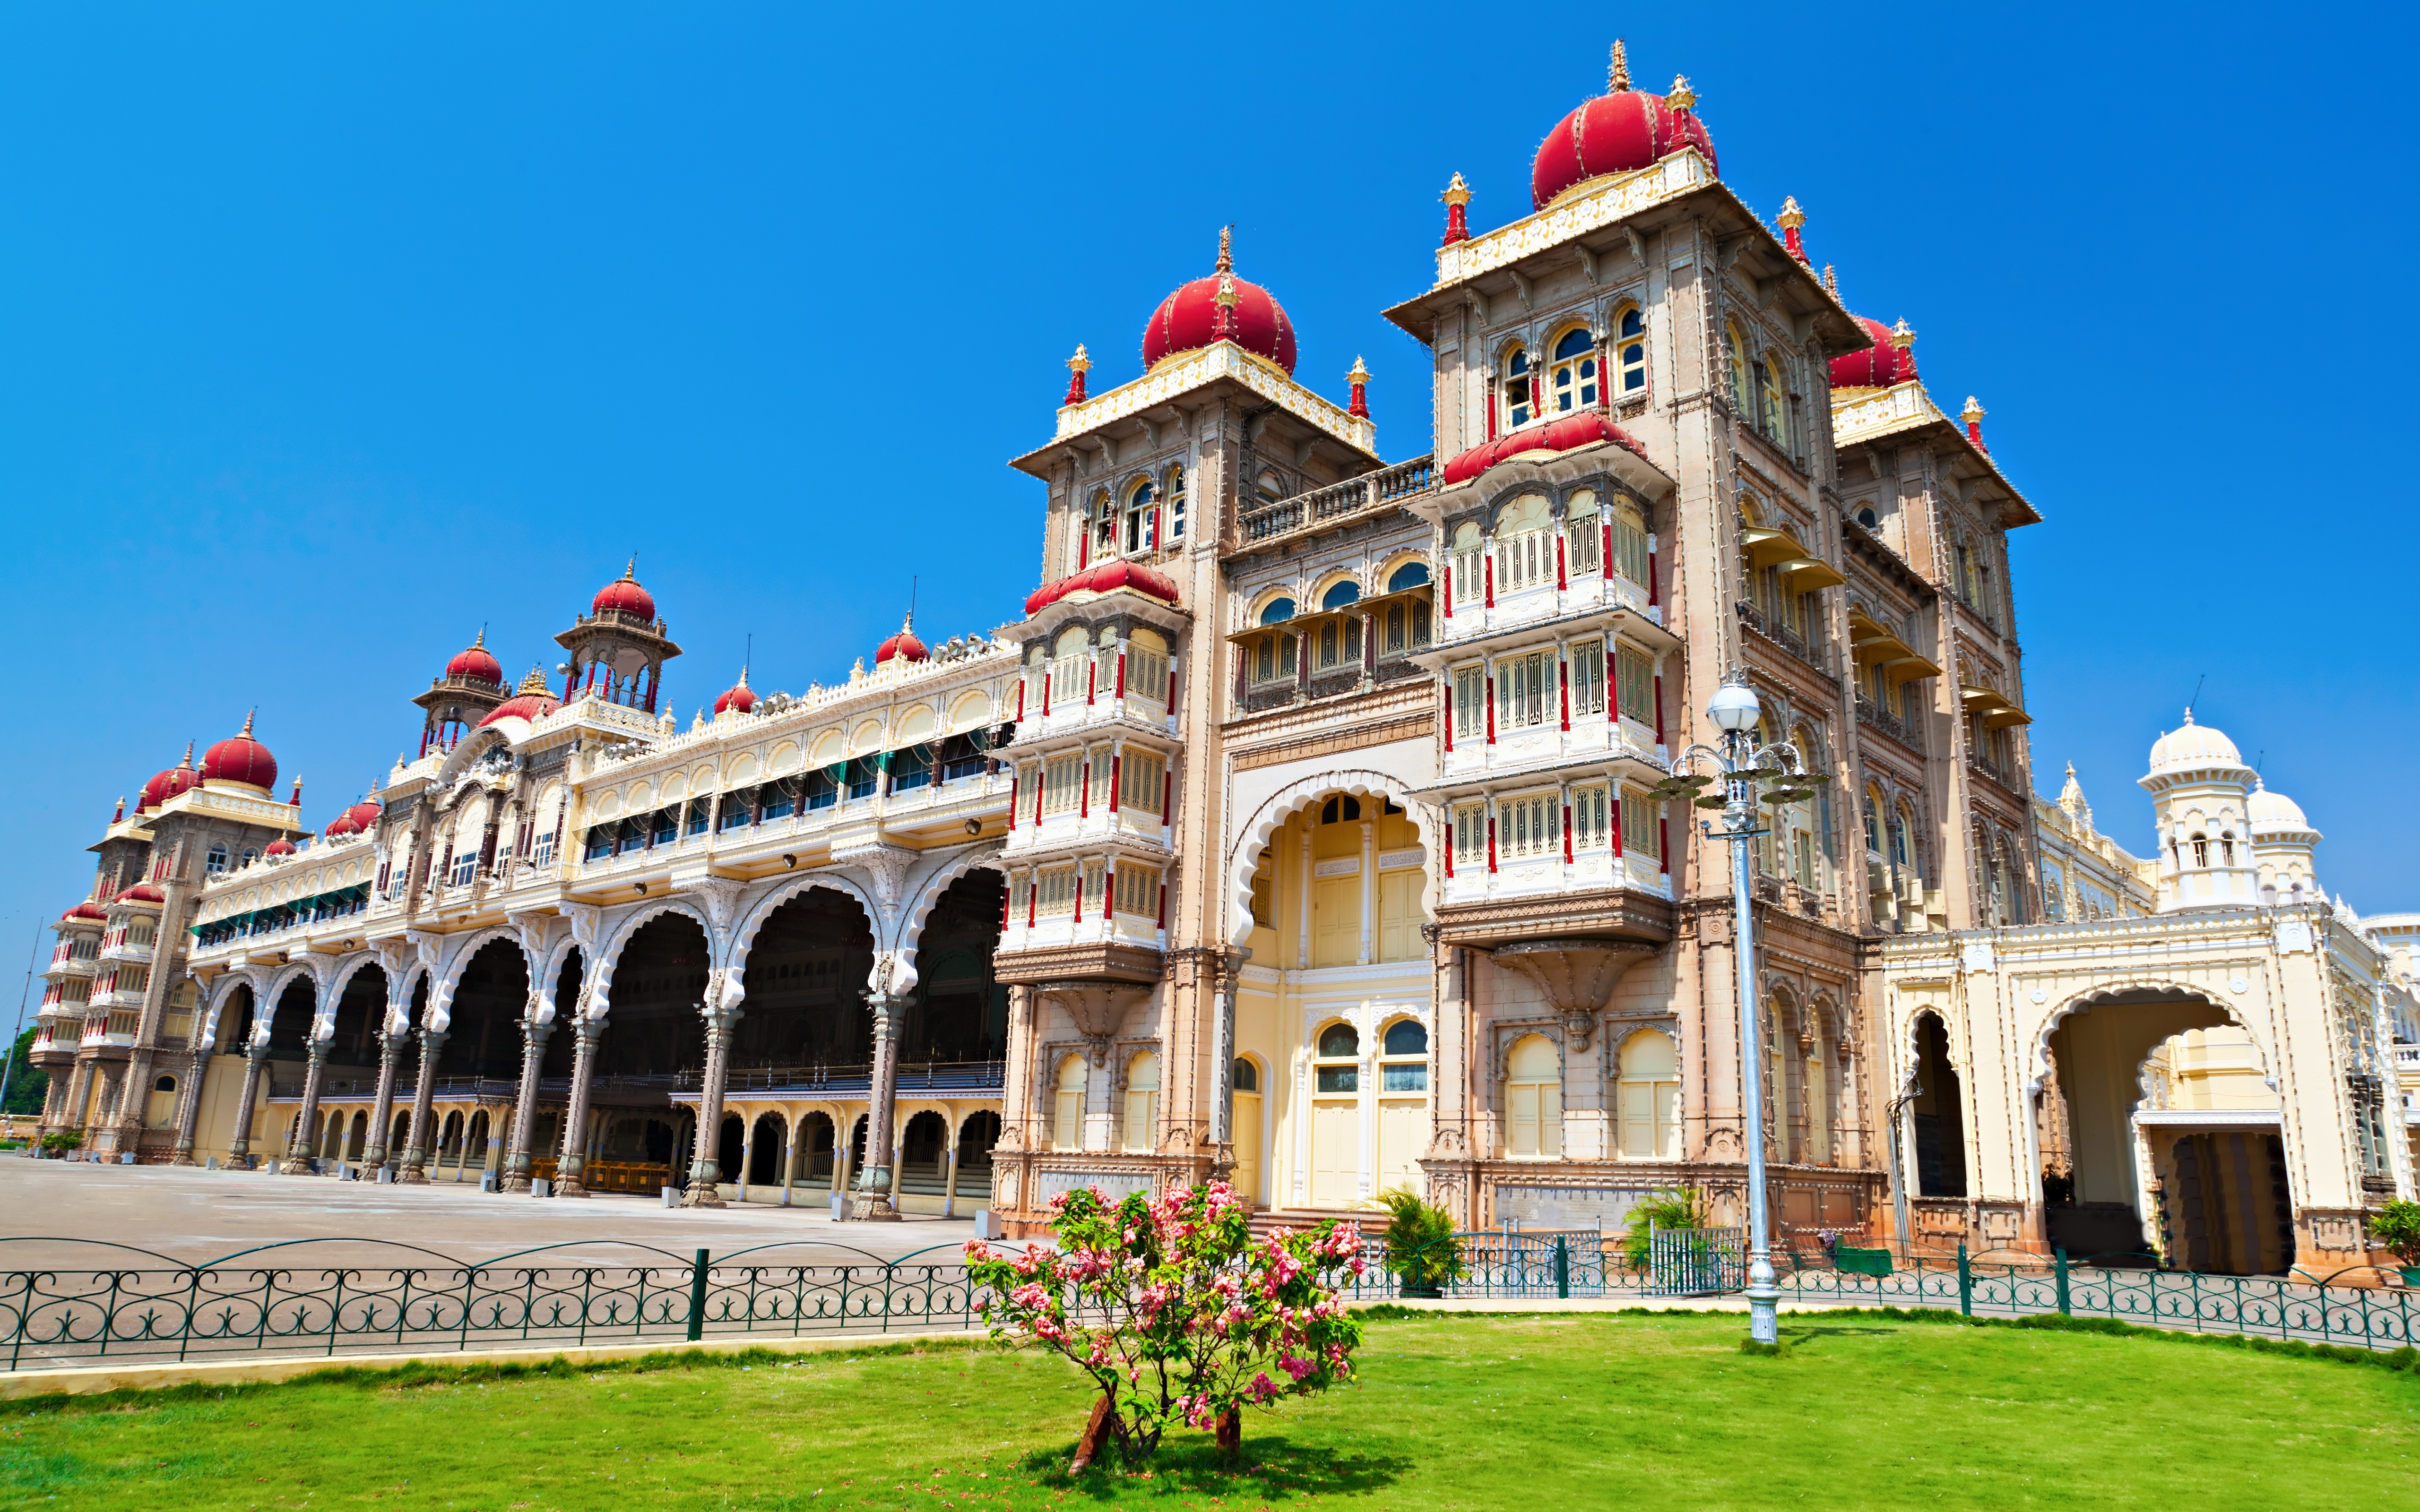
left=1737, top=599, right=1833, bottom=676
left=1855, top=693, right=1922, bottom=751
left=1238, top=455, right=1434, bottom=545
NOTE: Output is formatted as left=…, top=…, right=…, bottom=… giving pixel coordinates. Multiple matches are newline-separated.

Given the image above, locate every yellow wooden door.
left=1312, top=876, right=1360, bottom=967
left=1311, top=1099, right=1358, bottom=1207
left=1232, top=1091, right=1262, bottom=1204
left=1376, top=1097, right=1426, bottom=1195
left=1377, top=871, right=1421, bottom=962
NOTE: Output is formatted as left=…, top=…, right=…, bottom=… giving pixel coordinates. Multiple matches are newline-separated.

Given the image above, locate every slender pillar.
left=281, top=1038, right=330, bottom=1173
left=502, top=1017, right=553, bottom=1194
left=736, top=1116, right=756, bottom=1204
left=167, top=1043, right=210, bottom=1164
left=942, top=1132, right=960, bottom=1218
left=681, top=1007, right=737, bottom=1207
left=996, top=984, right=1034, bottom=1153
left=225, top=1043, right=269, bottom=1167
left=362, top=1034, right=403, bottom=1167
left=780, top=1116, right=797, bottom=1207
left=1358, top=818, right=1377, bottom=965
left=398, top=1028, right=448, bottom=1184
left=553, top=1017, right=602, bottom=1197
left=854, top=994, right=907, bottom=1221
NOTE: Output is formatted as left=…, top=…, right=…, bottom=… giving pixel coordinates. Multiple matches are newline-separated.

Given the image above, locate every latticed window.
left=1452, top=668, right=1486, bottom=740
left=1570, top=641, right=1606, bottom=717
left=1452, top=803, right=1488, bottom=867
left=1114, top=863, right=1160, bottom=918
left=1495, top=500, right=1555, bottom=594
left=1760, top=356, right=1789, bottom=447
left=1609, top=502, right=1651, bottom=586
left=1549, top=326, right=1598, bottom=411
left=1126, top=646, right=1169, bottom=703
left=1035, top=866, right=1076, bottom=917
left=1081, top=860, right=1106, bottom=911
left=1620, top=787, right=1662, bottom=858
left=1571, top=785, right=1611, bottom=850
left=1452, top=523, right=1484, bottom=604
left=1501, top=792, right=1559, bottom=860
left=1119, top=750, right=1166, bottom=814
left=1567, top=492, right=1602, bottom=576
left=1497, top=652, right=1552, bottom=731
left=1124, top=478, right=1155, bottom=555
left=1042, top=755, right=1082, bottom=816
left=1617, top=646, right=1655, bottom=723
left=450, top=849, right=478, bottom=886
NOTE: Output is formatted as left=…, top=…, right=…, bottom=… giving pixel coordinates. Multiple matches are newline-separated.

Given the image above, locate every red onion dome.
left=201, top=711, right=278, bottom=793
left=1443, top=410, right=1651, bottom=487
left=115, top=883, right=165, bottom=906
left=1023, top=559, right=1184, bottom=617
left=61, top=901, right=109, bottom=923
left=325, top=798, right=384, bottom=838
left=445, top=627, right=505, bottom=685
left=138, top=742, right=201, bottom=814
left=263, top=839, right=297, bottom=858
left=1828, top=315, right=1916, bottom=390
left=874, top=617, right=928, bottom=667
left=714, top=666, right=758, bottom=714
left=480, top=667, right=565, bottom=729
left=591, top=557, right=657, bottom=621
left=1141, top=228, right=1297, bottom=376
left=1531, top=46, right=1716, bottom=211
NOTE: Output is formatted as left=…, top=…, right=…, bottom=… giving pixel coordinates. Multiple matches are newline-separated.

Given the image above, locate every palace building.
left=33, top=43, right=2416, bottom=1272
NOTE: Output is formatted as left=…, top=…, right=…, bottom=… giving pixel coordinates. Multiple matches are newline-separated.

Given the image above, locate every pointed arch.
left=887, top=841, right=1008, bottom=988
left=586, top=899, right=716, bottom=1023
left=2025, top=978, right=2275, bottom=1099
left=726, top=873, right=883, bottom=991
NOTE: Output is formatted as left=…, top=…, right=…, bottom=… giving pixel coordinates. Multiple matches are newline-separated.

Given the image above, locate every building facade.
left=33, top=41, right=2416, bottom=1271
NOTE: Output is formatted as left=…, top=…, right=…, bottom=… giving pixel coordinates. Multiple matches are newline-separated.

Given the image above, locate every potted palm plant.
left=1369, top=1187, right=1465, bottom=1298
left=2368, top=1200, right=2420, bottom=1287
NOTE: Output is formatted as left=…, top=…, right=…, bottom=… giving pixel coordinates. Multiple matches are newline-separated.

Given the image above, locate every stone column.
left=681, top=1007, right=737, bottom=1207
left=168, top=1043, right=210, bottom=1164
left=225, top=1043, right=270, bottom=1167
left=1359, top=818, right=1377, bottom=965
left=398, top=1028, right=448, bottom=1184
left=996, top=984, right=1035, bottom=1153
left=502, top=1016, right=552, bottom=1194
left=280, top=1039, right=330, bottom=1173
left=854, top=994, right=907, bottom=1220
left=363, top=1034, right=403, bottom=1167
left=552, top=1017, right=602, bottom=1197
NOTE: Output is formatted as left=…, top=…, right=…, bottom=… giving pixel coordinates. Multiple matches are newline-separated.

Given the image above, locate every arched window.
left=1319, top=795, right=1362, bottom=825
left=1231, top=1057, right=1258, bottom=1093
left=1856, top=506, right=1879, bottom=529
left=1725, top=323, right=1753, bottom=415
left=1451, top=523, right=1484, bottom=606
left=1565, top=490, right=1602, bottom=576
left=1863, top=787, right=1884, bottom=856
left=2190, top=832, right=2209, bottom=868
left=1495, top=494, right=1553, bottom=595
left=1091, top=491, right=1115, bottom=557
left=1549, top=326, right=1598, bottom=412
left=1123, top=1052, right=1160, bottom=1153
left=1321, top=579, right=1361, bottom=611
left=1760, top=355, right=1789, bottom=447
left=1892, top=806, right=1916, bottom=875
left=2219, top=831, right=2236, bottom=867
left=1609, top=498, right=1650, bottom=586
left=1052, top=1055, right=1087, bottom=1151
left=1315, top=1023, right=1359, bottom=1092
left=1385, top=561, right=1429, bottom=592
left=1123, top=479, right=1156, bottom=555
left=1258, top=596, right=1296, bottom=626
left=1165, top=464, right=1187, bottom=541
left=1616, top=1030, right=1679, bottom=1159
left=1381, top=1019, right=1427, bottom=1091
left=1504, top=1034, right=1562, bottom=1158
left=1615, top=304, right=1648, bottom=395
left=1255, top=469, right=1285, bottom=505
left=1504, top=345, right=1533, bottom=428
left=206, top=843, right=229, bottom=876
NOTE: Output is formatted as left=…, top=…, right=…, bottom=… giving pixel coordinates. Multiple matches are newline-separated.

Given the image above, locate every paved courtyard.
left=0, top=1157, right=976, bottom=1266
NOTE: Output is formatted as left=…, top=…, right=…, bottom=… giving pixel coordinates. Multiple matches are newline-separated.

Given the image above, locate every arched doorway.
left=590, top=912, right=710, bottom=1189
left=2043, top=989, right=2287, bottom=1272
left=956, top=1111, right=1001, bottom=1206
left=1909, top=1012, right=1966, bottom=1198
left=438, top=940, right=530, bottom=1081
left=748, top=1113, right=785, bottom=1185
left=1230, top=1058, right=1264, bottom=1204
left=326, top=966, right=388, bottom=1096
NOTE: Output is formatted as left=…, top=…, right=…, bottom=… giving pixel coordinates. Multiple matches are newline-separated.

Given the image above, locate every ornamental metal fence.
left=0, top=1238, right=990, bottom=1373
left=1341, top=1231, right=2418, bottom=1354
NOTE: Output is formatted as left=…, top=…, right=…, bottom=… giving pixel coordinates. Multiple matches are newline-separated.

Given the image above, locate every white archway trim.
left=260, top=960, right=328, bottom=1043
left=888, top=841, right=1009, bottom=989
left=2024, top=978, right=2274, bottom=1098
left=726, top=873, right=882, bottom=993
left=1223, top=769, right=1440, bottom=948
left=585, top=899, right=715, bottom=1023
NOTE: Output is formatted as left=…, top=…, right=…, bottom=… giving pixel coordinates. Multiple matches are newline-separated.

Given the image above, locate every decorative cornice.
left=1040, top=341, right=1376, bottom=459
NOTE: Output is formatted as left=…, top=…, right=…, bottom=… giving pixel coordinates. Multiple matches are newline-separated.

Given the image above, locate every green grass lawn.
left=3, top=1312, right=2416, bottom=1511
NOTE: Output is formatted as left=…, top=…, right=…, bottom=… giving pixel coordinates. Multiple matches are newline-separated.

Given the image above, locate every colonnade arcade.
left=169, top=846, right=1009, bottom=1219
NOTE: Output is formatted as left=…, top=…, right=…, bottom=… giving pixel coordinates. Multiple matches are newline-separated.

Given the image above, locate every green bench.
left=1832, top=1245, right=1893, bottom=1278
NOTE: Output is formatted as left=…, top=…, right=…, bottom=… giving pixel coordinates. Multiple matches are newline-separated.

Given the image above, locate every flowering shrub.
left=965, top=1181, right=1365, bottom=1466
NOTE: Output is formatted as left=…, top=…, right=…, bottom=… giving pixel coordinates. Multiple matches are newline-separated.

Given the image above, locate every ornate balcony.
left=1236, top=455, right=1434, bottom=549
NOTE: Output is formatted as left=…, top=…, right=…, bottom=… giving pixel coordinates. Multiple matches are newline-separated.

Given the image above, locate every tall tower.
left=557, top=559, right=681, bottom=712
left=2140, top=711, right=2260, bottom=912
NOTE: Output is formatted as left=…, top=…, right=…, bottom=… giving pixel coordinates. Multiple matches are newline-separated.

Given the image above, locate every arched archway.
left=728, top=887, right=875, bottom=1072
left=324, top=964, right=387, bottom=1093
left=436, top=939, right=529, bottom=1080
left=1909, top=1011, right=1966, bottom=1199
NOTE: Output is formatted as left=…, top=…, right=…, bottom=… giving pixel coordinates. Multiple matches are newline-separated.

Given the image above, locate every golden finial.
left=1961, top=395, right=1986, bottom=424
left=1777, top=196, right=1804, bottom=231
left=1067, top=344, right=1091, bottom=373
left=1608, top=39, right=1630, bottom=92
left=1891, top=318, right=1916, bottom=350
left=519, top=666, right=551, bottom=695
left=1216, top=224, right=1233, bottom=275
left=472, top=626, right=485, bottom=648
left=1667, top=75, right=1696, bottom=111
left=620, top=554, right=638, bottom=582
left=1348, top=355, right=1370, bottom=386
left=1215, top=272, right=1238, bottom=308
left=1441, top=172, right=1471, bottom=207
left=239, top=707, right=256, bottom=739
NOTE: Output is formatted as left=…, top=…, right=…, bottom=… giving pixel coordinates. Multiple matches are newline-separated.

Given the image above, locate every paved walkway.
left=0, top=1157, right=975, bottom=1265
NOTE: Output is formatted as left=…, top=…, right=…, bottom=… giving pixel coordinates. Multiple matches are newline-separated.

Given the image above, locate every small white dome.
left=2248, top=780, right=2318, bottom=838
left=2146, top=709, right=2245, bottom=774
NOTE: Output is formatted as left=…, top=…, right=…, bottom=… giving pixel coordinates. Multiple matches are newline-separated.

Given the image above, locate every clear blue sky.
left=3, top=3, right=2413, bottom=984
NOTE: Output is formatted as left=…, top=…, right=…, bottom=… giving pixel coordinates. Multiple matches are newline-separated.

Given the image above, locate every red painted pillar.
left=1559, top=659, right=1571, bottom=731
left=1485, top=678, right=1496, bottom=744
left=1442, top=565, right=1453, bottom=619
left=1562, top=802, right=1574, bottom=863
left=1108, top=754, right=1121, bottom=813
left=1115, top=653, right=1126, bottom=700
left=1486, top=815, right=1498, bottom=874
left=1652, top=674, right=1667, bottom=746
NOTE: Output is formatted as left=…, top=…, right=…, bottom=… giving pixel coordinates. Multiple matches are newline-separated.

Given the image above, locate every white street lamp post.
left=1651, top=669, right=1827, bottom=1347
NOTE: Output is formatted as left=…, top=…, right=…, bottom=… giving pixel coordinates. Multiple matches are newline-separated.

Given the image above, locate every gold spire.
left=1348, top=355, right=1370, bottom=386
left=1216, top=224, right=1233, bottom=275
left=1441, top=172, right=1471, bottom=207
left=518, top=666, right=552, bottom=696
left=178, top=740, right=194, bottom=769
left=1961, top=395, right=1986, bottom=424
left=1776, top=196, right=1804, bottom=231
left=1067, top=344, right=1091, bottom=373
left=238, top=708, right=256, bottom=739
left=471, top=626, right=485, bottom=649
left=1667, top=75, right=1696, bottom=111
left=1890, top=318, right=1916, bottom=351
left=1608, top=39, right=1630, bottom=92
left=621, top=554, right=637, bottom=581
